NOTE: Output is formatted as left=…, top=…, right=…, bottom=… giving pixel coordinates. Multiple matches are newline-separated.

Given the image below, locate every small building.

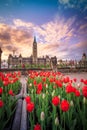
left=81, top=53, right=87, bottom=67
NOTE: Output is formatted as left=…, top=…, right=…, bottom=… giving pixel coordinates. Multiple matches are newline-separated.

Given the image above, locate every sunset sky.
left=0, top=0, right=87, bottom=60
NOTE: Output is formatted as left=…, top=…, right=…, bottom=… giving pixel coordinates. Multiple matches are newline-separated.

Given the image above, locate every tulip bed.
left=26, top=71, right=87, bottom=130
left=0, top=71, right=21, bottom=130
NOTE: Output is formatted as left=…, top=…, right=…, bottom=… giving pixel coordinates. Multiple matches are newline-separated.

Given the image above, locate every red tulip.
left=63, top=77, right=70, bottom=83
left=56, top=80, right=62, bottom=88
left=8, top=89, right=14, bottom=96
left=83, top=80, right=87, bottom=85
left=66, top=84, right=76, bottom=93
left=0, top=87, right=3, bottom=95
left=0, top=100, right=4, bottom=108
left=60, top=100, right=70, bottom=112
left=33, top=80, right=37, bottom=86
left=36, top=89, right=42, bottom=94
left=82, top=86, right=87, bottom=98
left=73, top=78, right=77, bottom=82
left=52, top=96, right=60, bottom=106
left=34, top=124, right=41, bottom=130
left=37, top=83, right=42, bottom=91
left=27, top=102, right=34, bottom=112
left=75, top=90, right=80, bottom=97
left=25, top=96, right=31, bottom=104
left=3, top=81, right=9, bottom=86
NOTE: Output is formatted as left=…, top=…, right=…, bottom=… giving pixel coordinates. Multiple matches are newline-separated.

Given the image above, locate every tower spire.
left=34, top=36, right=36, bottom=43
left=33, top=36, right=37, bottom=64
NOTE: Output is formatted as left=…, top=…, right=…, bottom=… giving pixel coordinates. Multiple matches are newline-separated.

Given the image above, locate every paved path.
left=12, top=75, right=28, bottom=130
left=20, top=75, right=27, bottom=87
left=20, top=75, right=27, bottom=97
left=64, top=72, right=87, bottom=82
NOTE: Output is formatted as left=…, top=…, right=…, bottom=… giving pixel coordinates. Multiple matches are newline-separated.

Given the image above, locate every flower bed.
left=0, top=71, right=21, bottom=130
left=26, top=71, right=87, bottom=130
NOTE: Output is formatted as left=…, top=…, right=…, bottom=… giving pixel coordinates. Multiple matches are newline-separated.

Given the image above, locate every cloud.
left=0, top=16, right=76, bottom=60
left=0, top=32, right=10, bottom=41
left=76, top=41, right=87, bottom=49
left=64, top=40, right=87, bottom=60
left=0, top=15, right=86, bottom=60
left=58, top=0, right=87, bottom=12
left=0, top=23, right=32, bottom=45
left=13, top=19, right=34, bottom=31
left=79, top=23, right=87, bottom=30
left=13, top=16, right=76, bottom=46
left=0, top=24, right=11, bottom=45
left=3, top=45, right=18, bottom=51
left=35, top=16, right=75, bottom=45
left=32, top=16, right=76, bottom=59
left=59, top=0, right=69, bottom=4
left=0, top=23, right=33, bottom=59
left=77, top=23, right=87, bottom=36
left=10, top=29, right=32, bottom=44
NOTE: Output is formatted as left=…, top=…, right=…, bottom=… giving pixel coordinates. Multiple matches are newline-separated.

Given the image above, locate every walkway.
left=12, top=75, right=27, bottom=130
left=64, top=72, right=87, bottom=82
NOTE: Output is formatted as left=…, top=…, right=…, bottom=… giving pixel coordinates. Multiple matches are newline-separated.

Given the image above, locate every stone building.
left=8, top=36, right=55, bottom=68
left=8, top=54, right=32, bottom=67
left=50, top=56, right=57, bottom=71
left=81, top=53, right=87, bottom=67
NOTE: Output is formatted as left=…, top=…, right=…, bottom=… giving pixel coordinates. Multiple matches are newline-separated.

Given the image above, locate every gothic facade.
left=8, top=37, right=55, bottom=68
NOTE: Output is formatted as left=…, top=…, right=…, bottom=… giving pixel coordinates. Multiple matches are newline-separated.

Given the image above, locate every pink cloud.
left=0, top=15, right=86, bottom=60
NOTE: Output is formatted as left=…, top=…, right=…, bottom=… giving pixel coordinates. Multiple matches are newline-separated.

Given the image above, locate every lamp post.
left=0, top=47, right=2, bottom=69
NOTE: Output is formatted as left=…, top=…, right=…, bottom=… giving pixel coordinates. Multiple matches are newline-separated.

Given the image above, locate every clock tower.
left=33, top=36, right=37, bottom=64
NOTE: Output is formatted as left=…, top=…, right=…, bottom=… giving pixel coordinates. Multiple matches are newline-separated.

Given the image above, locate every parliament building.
left=8, top=36, right=57, bottom=68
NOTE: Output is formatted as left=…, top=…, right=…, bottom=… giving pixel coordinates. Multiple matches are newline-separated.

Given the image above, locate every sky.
left=0, top=0, right=87, bottom=61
